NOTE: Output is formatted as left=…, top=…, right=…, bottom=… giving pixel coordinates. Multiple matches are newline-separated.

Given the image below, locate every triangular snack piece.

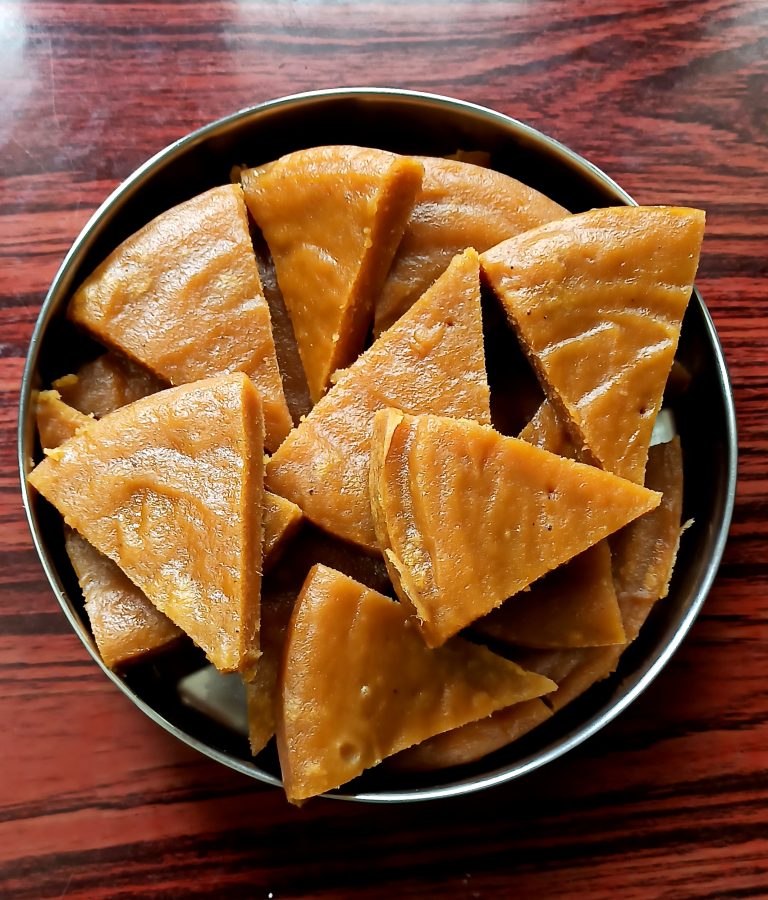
left=546, top=648, right=623, bottom=712
left=38, top=392, right=182, bottom=669
left=276, top=564, right=555, bottom=802
left=262, top=493, right=303, bottom=573
left=246, top=522, right=392, bottom=756
left=482, top=206, right=705, bottom=483
left=370, top=410, right=661, bottom=647
left=389, top=698, right=552, bottom=772
left=509, top=645, right=622, bottom=713
left=374, top=156, right=568, bottom=334
left=53, top=352, right=166, bottom=419
left=474, top=541, right=625, bottom=649
left=266, top=249, right=491, bottom=551
left=518, top=400, right=578, bottom=459
left=36, top=390, right=93, bottom=450
left=38, top=387, right=295, bottom=574
left=68, top=184, right=291, bottom=452
left=611, top=437, right=685, bottom=643
left=473, top=403, right=624, bottom=650
left=28, top=373, right=264, bottom=676
left=242, top=146, right=424, bottom=401
left=511, top=438, right=686, bottom=712
left=65, top=529, right=182, bottom=669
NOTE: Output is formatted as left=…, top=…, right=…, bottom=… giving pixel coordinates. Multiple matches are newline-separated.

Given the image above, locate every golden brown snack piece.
left=242, top=147, right=424, bottom=402
left=37, top=387, right=294, bottom=573
left=519, top=400, right=578, bottom=459
left=475, top=401, right=623, bottom=650
left=245, top=588, right=296, bottom=756
left=266, top=248, right=491, bottom=551
left=370, top=410, right=661, bottom=647
left=64, top=529, right=182, bottom=669
left=28, top=373, right=264, bottom=676
left=68, top=184, right=291, bottom=452
left=611, top=437, right=686, bottom=642
left=400, top=400, right=620, bottom=766
left=262, top=493, right=303, bottom=572
left=547, top=648, right=624, bottom=712
left=53, top=352, right=166, bottom=419
left=276, top=564, right=555, bottom=802
left=474, top=541, right=625, bottom=649
left=36, top=390, right=93, bottom=450
left=482, top=206, right=704, bottom=484
left=512, top=645, right=603, bottom=686
left=514, top=439, right=686, bottom=711
left=390, top=698, right=552, bottom=772
left=37, top=391, right=181, bottom=670
left=509, top=645, right=621, bottom=712
left=375, top=157, right=568, bottom=334
left=246, top=523, right=391, bottom=757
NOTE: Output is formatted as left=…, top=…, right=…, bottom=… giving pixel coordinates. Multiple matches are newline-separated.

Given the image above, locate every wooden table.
left=2, top=1, right=766, bottom=896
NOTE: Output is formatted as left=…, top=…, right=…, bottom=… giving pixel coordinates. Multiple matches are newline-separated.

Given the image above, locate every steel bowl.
left=18, top=88, right=737, bottom=803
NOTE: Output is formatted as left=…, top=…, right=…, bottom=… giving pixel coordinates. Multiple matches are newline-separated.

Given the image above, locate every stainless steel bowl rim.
left=17, top=87, right=738, bottom=803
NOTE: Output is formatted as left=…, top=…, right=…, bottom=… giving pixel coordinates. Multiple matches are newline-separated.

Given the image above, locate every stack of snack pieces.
left=28, top=145, right=704, bottom=803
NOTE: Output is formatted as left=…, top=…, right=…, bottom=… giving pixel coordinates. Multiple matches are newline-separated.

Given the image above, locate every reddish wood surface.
left=1, top=1, right=767, bottom=897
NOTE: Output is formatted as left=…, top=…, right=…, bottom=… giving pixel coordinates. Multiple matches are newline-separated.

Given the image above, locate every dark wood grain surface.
left=2, top=1, right=767, bottom=897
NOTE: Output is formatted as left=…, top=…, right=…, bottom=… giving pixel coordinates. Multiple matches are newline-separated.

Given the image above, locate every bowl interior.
left=19, top=89, right=737, bottom=802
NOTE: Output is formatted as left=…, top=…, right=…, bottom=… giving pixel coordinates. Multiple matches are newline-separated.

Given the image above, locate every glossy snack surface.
left=68, top=184, right=291, bottom=451
left=243, top=147, right=423, bottom=401
left=64, top=529, right=182, bottom=669
left=16, top=89, right=736, bottom=809
left=28, top=373, right=264, bottom=675
left=482, top=206, right=705, bottom=484
left=375, top=155, right=568, bottom=334
left=266, top=248, right=490, bottom=551
left=277, top=564, right=555, bottom=802
left=371, top=409, right=661, bottom=646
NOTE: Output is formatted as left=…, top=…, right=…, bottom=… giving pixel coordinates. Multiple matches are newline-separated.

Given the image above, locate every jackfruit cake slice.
left=36, top=390, right=93, bottom=450
left=481, top=206, right=705, bottom=484
left=545, top=648, right=624, bottom=713
left=68, top=184, right=291, bottom=452
left=475, top=541, right=625, bottom=649
left=404, top=403, right=623, bottom=763
left=266, top=248, right=491, bottom=552
left=507, top=644, right=621, bottom=714
left=473, top=401, right=625, bottom=650
left=611, top=436, right=686, bottom=643
left=262, top=493, right=303, bottom=573
left=36, top=388, right=295, bottom=573
left=28, top=373, right=265, bottom=676
left=370, top=410, right=661, bottom=647
left=241, top=146, right=424, bottom=402
left=53, top=352, right=166, bottom=419
left=514, top=438, right=686, bottom=711
left=276, top=564, right=555, bottom=802
left=389, top=698, right=553, bottom=772
left=64, top=529, right=182, bottom=669
left=374, top=156, right=568, bottom=334
left=37, top=391, right=182, bottom=668
left=246, top=523, right=392, bottom=757
left=518, top=400, right=579, bottom=458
